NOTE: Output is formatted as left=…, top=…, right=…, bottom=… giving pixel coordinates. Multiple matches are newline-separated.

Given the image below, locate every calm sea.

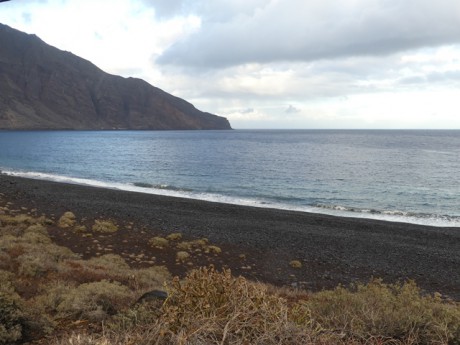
left=0, top=130, right=459, bottom=227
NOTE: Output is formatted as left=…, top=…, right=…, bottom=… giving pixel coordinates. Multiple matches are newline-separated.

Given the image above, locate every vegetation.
left=149, top=236, right=169, bottom=248
left=0, top=203, right=459, bottom=345
left=57, top=211, right=76, bottom=228
left=289, top=259, right=302, bottom=268
left=92, top=219, right=119, bottom=233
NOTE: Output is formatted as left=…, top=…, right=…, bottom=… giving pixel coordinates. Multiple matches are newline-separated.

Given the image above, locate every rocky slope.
left=0, top=23, right=231, bottom=130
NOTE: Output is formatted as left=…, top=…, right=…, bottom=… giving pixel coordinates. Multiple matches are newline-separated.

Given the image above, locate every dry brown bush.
left=291, top=279, right=460, bottom=344
left=92, top=219, right=118, bottom=233
left=157, top=266, right=309, bottom=344
left=58, top=211, right=76, bottom=228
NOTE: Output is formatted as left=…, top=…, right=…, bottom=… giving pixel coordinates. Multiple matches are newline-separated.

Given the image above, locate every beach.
left=1, top=173, right=459, bottom=300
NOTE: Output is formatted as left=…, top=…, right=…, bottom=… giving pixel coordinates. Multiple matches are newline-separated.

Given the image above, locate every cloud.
left=285, top=105, right=301, bottom=114
left=146, top=0, right=184, bottom=18
left=157, top=0, right=460, bottom=68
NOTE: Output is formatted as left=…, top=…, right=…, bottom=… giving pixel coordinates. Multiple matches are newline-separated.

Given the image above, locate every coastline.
left=1, top=173, right=459, bottom=300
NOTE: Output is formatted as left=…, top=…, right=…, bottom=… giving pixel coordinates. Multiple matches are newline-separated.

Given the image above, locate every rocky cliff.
left=0, top=24, right=231, bottom=130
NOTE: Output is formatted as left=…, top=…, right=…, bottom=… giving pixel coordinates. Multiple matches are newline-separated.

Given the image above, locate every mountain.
left=0, top=23, right=231, bottom=130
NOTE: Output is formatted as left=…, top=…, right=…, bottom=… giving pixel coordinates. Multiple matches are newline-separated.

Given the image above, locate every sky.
left=1, top=0, right=460, bottom=129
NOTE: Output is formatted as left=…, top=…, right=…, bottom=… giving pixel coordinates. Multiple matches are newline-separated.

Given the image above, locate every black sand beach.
left=1, top=174, right=459, bottom=300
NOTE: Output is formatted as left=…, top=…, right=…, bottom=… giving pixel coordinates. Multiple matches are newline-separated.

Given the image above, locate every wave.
left=313, top=204, right=460, bottom=227
left=132, top=182, right=193, bottom=192
left=1, top=168, right=459, bottom=228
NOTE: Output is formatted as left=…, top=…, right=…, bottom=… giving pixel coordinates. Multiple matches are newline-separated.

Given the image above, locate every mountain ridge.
left=0, top=23, right=231, bottom=130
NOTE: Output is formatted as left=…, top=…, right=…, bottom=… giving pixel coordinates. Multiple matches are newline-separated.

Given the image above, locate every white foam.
left=2, top=168, right=459, bottom=228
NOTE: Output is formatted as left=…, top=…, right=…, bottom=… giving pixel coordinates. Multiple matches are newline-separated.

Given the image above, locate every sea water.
left=0, top=129, right=459, bottom=227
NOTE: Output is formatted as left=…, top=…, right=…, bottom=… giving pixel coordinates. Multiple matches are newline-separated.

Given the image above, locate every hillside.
left=0, top=23, right=231, bottom=130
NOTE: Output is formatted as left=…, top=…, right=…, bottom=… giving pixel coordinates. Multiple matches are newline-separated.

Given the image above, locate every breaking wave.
left=1, top=168, right=459, bottom=228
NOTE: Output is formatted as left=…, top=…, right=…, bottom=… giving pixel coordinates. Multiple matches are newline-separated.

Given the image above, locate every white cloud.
left=158, top=0, right=460, bottom=68
left=1, top=0, right=459, bottom=128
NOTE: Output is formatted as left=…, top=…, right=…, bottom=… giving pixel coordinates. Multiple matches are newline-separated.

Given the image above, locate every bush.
left=166, top=233, right=182, bottom=241
left=175, top=251, right=190, bottom=262
left=289, top=260, right=302, bottom=268
left=25, top=224, right=49, bottom=236
left=56, top=280, right=132, bottom=321
left=92, top=219, right=118, bottom=233
left=149, top=236, right=169, bottom=249
left=58, top=212, right=76, bottom=228
left=292, top=279, right=460, bottom=344
left=176, top=238, right=208, bottom=251
left=159, top=267, right=302, bottom=344
left=0, top=291, right=24, bottom=344
left=205, top=245, right=222, bottom=254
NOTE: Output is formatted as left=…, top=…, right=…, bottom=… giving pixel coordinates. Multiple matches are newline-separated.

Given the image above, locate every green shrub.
left=33, top=281, right=75, bottom=314
left=15, top=243, right=77, bottom=277
left=0, top=291, right=24, bottom=344
left=130, top=266, right=171, bottom=291
left=56, top=280, right=132, bottom=321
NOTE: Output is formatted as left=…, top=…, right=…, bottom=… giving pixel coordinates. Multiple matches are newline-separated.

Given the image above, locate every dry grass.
left=0, top=207, right=171, bottom=344
left=52, top=267, right=460, bottom=345
left=293, top=279, right=460, bottom=344
left=175, top=251, right=191, bottom=263
left=1, top=205, right=459, bottom=345
left=92, top=219, right=118, bottom=233
left=166, top=233, right=183, bottom=241
left=149, top=236, right=169, bottom=248
left=58, top=211, right=76, bottom=228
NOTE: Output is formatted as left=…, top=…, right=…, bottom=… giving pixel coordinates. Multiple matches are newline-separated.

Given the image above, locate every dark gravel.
left=1, top=174, right=459, bottom=299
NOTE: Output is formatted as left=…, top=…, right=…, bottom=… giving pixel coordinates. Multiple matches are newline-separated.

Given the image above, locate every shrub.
left=56, top=280, right=132, bottom=321
left=58, top=212, right=76, bottom=228
left=0, top=214, right=36, bottom=226
left=166, top=233, right=182, bottom=241
left=159, top=267, right=301, bottom=344
left=176, top=238, right=208, bottom=251
left=33, top=281, right=75, bottom=314
left=0, top=291, right=24, bottom=344
left=86, top=254, right=130, bottom=271
left=92, top=219, right=118, bottom=233
left=0, top=270, right=15, bottom=294
left=21, top=231, right=52, bottom=244
left=292, top=279, right=460, bottom=344
left=289, top=260, right=302, bottom=268
left=205, top=245, right=222, bottom=254
left=149, top=236, right=169, bottom=249
left=25, top=224, right=48, bottom=236
left=74, top=225, right=87, bottom=233
left=130, top=266, right=171, bottom=291
left=175, top=251, right=190, bottom=262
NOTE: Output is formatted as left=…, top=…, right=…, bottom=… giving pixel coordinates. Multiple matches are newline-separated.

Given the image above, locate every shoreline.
left=2, top=170, right=458, bottom=228
left=1, top=174, right=459, bottom=299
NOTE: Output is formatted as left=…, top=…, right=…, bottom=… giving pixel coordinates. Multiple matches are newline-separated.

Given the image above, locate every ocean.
left=0, top=129, right=459, bottom=227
